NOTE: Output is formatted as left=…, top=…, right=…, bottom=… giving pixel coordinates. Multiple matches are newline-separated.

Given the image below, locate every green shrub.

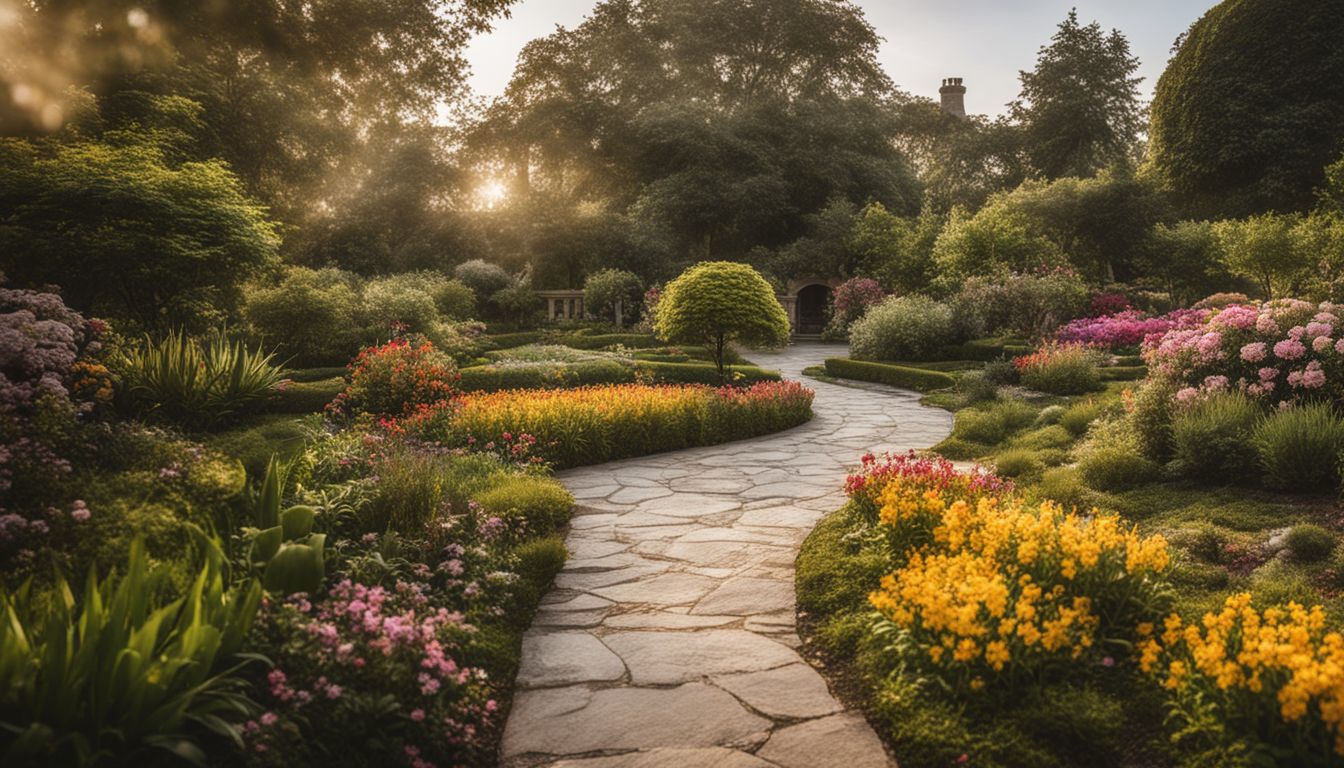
left=1179, top=521, right=1230, bottom=564
left=362, top=450, right=504, bottom=533
left=1034, top=467, right=1091, bottom=511
left=1016, top=345, right=1101, bottom=395
left=1078, top=446, right=1158, bottom=492
left=1059, top=401, right=1100, bottom=436
left=459, top=360, right=635, bottom=392
left=205, top=415, right=311, bottom=479
left=955, top=370, right=999, bottom=405
left=1129, top=380, right=1177, bottom=462
left=453, top=260, right=513, bottom=312
left=1284, top=524, right=1336, bottom=563
left=361, top=273, right=442, bottom=338
left=117, top=330, right=286, bottom=429
left=994, top=448, right=1043, bottom=478
left=952, top=400, right=1036, bottom=446
left=1170, top=392, right=1262, bottom=483
left=583, top=268, right=644, bottom=323
left=243, top=266, right=362, bottom=366
left=983, top=357, right=1020, bottom=385
left=560, top=333, right=661, bottom=350
left=1014, top=425, right=1074, bottom=451
left=432, top=278, right=477, bottom=320
left=824, top=358, right=956, bottom=392
left=849, top=295, right=957, bottom=362
left=1253, top=403, right=1344, bottom=490
left=512, top=536, right=569, bottom=593
left=0, top=539, right=262, bottom=766
left=1034, top=404, right=1066, bottom=427
left=476, top=476, right=575, bottom=539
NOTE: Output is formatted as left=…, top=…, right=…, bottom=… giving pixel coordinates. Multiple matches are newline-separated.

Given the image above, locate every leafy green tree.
left=931, top=204, right=1064, bottom=289
left=1148, top=0, right=1344, bottom=217
left=1010, top=10, right=1144, bottom=180
left=850, top=202, right=940, bottom=294
left=470, top=0, right=919, bottom=262
left=655, top=262, right=791, bottom=381
left=0, top=117, right=279, bottom=332
left=1139, top=221, right=1227, bottom=307
left=991, top=169, right=1169, bottom=282
left=1214, top=214, right=1304, bottom=298
left=584, top=269, right=644, bottom=325
left=243, top=267, right=363, bottom=366
left=766, top=199, right=861, bottom=282
left=1290, top=214, right=1344, bottom=302
left=894, top=99, right=1027, bottom=212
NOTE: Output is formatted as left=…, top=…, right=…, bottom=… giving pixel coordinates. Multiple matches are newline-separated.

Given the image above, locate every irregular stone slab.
left=603, top=629, right=801, bottom=684
left=517, top=632, right=625, bottom=687
left=532, top=608, right=609, bottom=628
left=540, top=592, right=615, bottom=610
left=603, top=611, right=739, bottom=629
left=735, top=505, right=824, bottom=528
left=610, top=485, right=676, bottom=504
left=551, top=747, right=776, bottom=768
left=591, top=572, right=720, bottom=605
left=637, top=494, right=742, bottom=517
left=712, top=663, right=843, bottom=720
left=756, top=712, right=895, bottom=768
left=552, top=564, right=668, bottom=591
left=500, top=683, right=771, bottom=758
left=692, top=577, right=794, bottom=616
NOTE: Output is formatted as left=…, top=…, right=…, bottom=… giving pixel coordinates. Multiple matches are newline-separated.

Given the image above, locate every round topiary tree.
left=654, top=261, right=791, bottom=382
left=583, top=268, right=644, bottom=326
left=1147, top=0, right=1344, bottom=217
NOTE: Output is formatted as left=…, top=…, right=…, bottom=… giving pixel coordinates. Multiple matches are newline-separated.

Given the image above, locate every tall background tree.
left=1147, top=0, right=1344, bottom=218
left=468, top=0, right=921, bottom=283
left=1010, top=9, right=1144, bottom=180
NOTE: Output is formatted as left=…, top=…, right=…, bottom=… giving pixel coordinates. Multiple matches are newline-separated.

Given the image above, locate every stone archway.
left=795, top=284, right=831, bottom=335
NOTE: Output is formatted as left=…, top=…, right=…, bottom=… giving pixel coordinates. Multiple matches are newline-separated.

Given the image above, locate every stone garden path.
left=500, top=343, right=953, bottom=768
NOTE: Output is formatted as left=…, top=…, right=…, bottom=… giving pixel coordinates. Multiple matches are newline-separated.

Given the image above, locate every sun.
left=476, top=179, right=508, bottom=209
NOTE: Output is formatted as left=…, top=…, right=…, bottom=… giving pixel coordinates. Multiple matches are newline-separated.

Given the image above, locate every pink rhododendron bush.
left=1143, top=299, right=1344, bottom=406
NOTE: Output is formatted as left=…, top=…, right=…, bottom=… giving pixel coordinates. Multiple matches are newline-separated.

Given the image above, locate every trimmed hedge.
left=557, top=333, right=661, bottom=350
left=824, top=358, right=957, bottom=392
left=484, top=331, right=546, bottom=350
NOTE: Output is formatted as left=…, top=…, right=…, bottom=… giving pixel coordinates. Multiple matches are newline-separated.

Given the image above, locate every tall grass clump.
left=1253, top=402, right=1344, bottom=491
left=1170, top=391, right=1262, bottom=483
left=117, top=329, right=285, bottom=428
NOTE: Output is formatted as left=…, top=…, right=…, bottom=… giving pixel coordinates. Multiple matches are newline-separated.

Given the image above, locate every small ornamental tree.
left=654, top=262, right=791, bottom=382
left=583, top=269, right=644, bottom=325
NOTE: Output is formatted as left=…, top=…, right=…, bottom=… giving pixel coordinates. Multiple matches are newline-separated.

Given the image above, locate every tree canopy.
left=470, top=0, right=921, bottom=273
left=654, top=261, right=790, bottom=380
left=1010, top=10, right=1143, bottom=180
left=1148, top=0, right=1344, bottom=217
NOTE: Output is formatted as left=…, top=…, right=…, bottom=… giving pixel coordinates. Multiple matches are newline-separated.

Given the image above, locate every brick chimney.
left=939, top=77, right=966, bottom=118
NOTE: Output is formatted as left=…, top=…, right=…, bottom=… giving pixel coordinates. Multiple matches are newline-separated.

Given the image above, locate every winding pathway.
left=500, top=343, right=953, bottom=768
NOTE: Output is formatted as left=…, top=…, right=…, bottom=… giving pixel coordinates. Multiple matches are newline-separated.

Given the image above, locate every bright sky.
left=463, top=0, right=1214, bottom=116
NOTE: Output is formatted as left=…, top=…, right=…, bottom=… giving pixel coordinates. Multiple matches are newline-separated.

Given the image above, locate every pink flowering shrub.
left=1145, top=299, right=1344, bottom=407
left=244, top=580, right=497, bottom=767
left=0, top=287, right=110, bottom=519
left=1056, top=309, right=1207, bottom=351
left=824, top=278, right=886, bottom=338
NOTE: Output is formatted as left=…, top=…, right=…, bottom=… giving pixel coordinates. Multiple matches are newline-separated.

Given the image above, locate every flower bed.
left=403, top=380, right=814, bottom=469
left=859, top=463, right=1172, bottom=691
left=1056, top=308, right=1207, bottom=351
left=1138, top=593, right=1344, bottom=760
left=1145, top=299, right=1344, bottom=406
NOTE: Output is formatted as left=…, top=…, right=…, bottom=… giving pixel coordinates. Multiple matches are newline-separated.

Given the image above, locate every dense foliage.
left=654, top=262, right=791, bottom=380
left=1148, top=0, right=1344, bottom=217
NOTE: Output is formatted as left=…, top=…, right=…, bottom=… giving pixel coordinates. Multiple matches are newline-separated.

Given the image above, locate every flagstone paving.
left=501, top=343, right=953, bottom=767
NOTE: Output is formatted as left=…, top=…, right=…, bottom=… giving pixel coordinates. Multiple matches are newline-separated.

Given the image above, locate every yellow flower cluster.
left=1138, top=593, right=1344, bottom=756
left=867, top=474, right=1171, bottom=689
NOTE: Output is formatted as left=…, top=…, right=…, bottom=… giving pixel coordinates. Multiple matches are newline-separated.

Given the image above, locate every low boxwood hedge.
left=824, top=358, right=957, bottom=392
left=557, top=333, right=661, bottom=350
left=633, top=361, right=779, bottom=386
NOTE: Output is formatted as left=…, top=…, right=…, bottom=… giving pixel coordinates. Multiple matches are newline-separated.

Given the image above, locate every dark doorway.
left=796, top=284, right=831, bottom=334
